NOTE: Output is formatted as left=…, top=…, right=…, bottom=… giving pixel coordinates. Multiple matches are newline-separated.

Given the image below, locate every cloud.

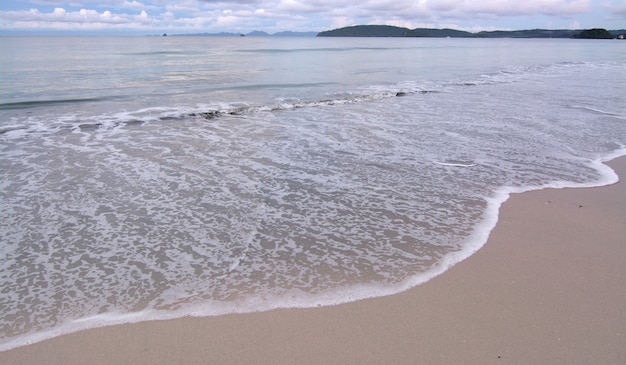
left=277, top=0, right=315, bottom=13
left=459, top=0, right=590, bottom=16
left=122, top=1, right=147, bottom=10
left=341, top=0, right=591, bottom=21
left=28, top=0, right=154, bottom=11
left=0, top=7, right=150, bottom=30
left=165, top=2, right=201, bottom=14
left=135, top=9, right=149, bottom=23
left=0, top=0, right=621, bottom=34
left=199, top=0, right=260, bottom=3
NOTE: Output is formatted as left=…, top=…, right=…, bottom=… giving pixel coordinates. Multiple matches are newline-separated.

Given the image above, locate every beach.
left=0, top=155, right=623, bottom=364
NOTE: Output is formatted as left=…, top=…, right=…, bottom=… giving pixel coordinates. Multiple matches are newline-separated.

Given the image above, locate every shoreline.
left=1, top=156, right=625, bottom=364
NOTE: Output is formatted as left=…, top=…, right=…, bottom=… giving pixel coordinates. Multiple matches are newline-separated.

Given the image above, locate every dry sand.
left=2, top=157, right=625, bottom=365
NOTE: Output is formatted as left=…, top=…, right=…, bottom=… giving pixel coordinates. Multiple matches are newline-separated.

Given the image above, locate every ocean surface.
left=1, top=36, right=625, bottom=350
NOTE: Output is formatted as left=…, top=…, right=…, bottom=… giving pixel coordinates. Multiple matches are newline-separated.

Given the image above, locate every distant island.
left=316, top=25, right=626, bottom=39
left=572, top=28, right=616, bottom=39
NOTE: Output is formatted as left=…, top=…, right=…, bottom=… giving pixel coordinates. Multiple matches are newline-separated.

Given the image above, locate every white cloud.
left=0, top=7, right=154, bottom=30
left=121, top=1, right=147, bottom=10
left=459, top=0, right=590, bottom=16
left=52, top=7, right=66, bottom=18
left=278, top=0, right=315, bottom=12
left=165, top=1, right=201, bottom=14
left=0, top=0, right=622, bottom=34
left=215, top=14, right=240, bottom=27
left=135, top=9, right=149, bottom=22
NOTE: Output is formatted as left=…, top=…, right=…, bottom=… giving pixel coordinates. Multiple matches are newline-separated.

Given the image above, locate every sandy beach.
left=1, top=156, right=625, bottom=365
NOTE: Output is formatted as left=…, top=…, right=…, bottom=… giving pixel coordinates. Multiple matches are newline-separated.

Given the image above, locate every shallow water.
left=1, top=36, right=625, bottom=350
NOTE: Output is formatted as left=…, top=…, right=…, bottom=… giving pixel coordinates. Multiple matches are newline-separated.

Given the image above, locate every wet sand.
left=2, top=157, right=625, bottom=364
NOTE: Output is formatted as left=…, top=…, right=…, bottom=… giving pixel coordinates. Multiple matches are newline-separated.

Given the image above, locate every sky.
left=0, top=0, right=625, bottom=35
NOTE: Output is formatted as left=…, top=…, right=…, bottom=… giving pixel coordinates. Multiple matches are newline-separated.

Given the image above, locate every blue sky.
left=1, top=0, right=625, bottom=35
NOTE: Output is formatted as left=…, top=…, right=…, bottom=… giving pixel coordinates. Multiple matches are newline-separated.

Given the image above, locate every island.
left=572, top=28, right=615, bottom=39
left=317, top=25, right=625, bottom=39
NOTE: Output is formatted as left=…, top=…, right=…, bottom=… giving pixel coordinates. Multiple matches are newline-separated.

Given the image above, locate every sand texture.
left=1, top=157, right=625, bottom=364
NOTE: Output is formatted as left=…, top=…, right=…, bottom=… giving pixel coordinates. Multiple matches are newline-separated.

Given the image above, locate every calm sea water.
left=1, top=36, right=625, bottom=350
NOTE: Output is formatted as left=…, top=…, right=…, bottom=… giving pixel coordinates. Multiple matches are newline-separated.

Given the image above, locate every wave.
left=218, top=82, right=339, bottom=91
left=569, top=105, right=626, bottom=120
left=0, top=87, right=442, bottom=139
left=0, top=60, right=620, bottom=140
left=434, top=161, right=477, bottom=167
left=0, top=96, right=126, bottom=110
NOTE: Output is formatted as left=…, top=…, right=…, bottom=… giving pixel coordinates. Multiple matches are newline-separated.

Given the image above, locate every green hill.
left=572, top=28, right=615, bottom=39
left=317, top=25, right=625, bottom=39
left=317, top=25, right=408, bottom=37
left=475, top=29, right=578, bottom=38
left=404, top=28, right=474, bottom=37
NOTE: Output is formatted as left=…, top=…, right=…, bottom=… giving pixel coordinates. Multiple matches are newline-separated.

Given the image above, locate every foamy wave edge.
left=2, top=146, right=625, bottom=353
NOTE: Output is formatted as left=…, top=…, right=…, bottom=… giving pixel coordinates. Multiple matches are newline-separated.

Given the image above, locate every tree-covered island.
left=317, top=25, right=625, bottom=39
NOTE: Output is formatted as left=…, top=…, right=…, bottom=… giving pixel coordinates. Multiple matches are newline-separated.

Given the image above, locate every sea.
left=1, top=36, right=625, bottom=351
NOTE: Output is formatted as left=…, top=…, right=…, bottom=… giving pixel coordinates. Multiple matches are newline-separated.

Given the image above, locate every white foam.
left=3, top=136, right=623, bottom=353
left=570, top=105, right=626, bottom=120
left=434, top=161, right=477, bottom=167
